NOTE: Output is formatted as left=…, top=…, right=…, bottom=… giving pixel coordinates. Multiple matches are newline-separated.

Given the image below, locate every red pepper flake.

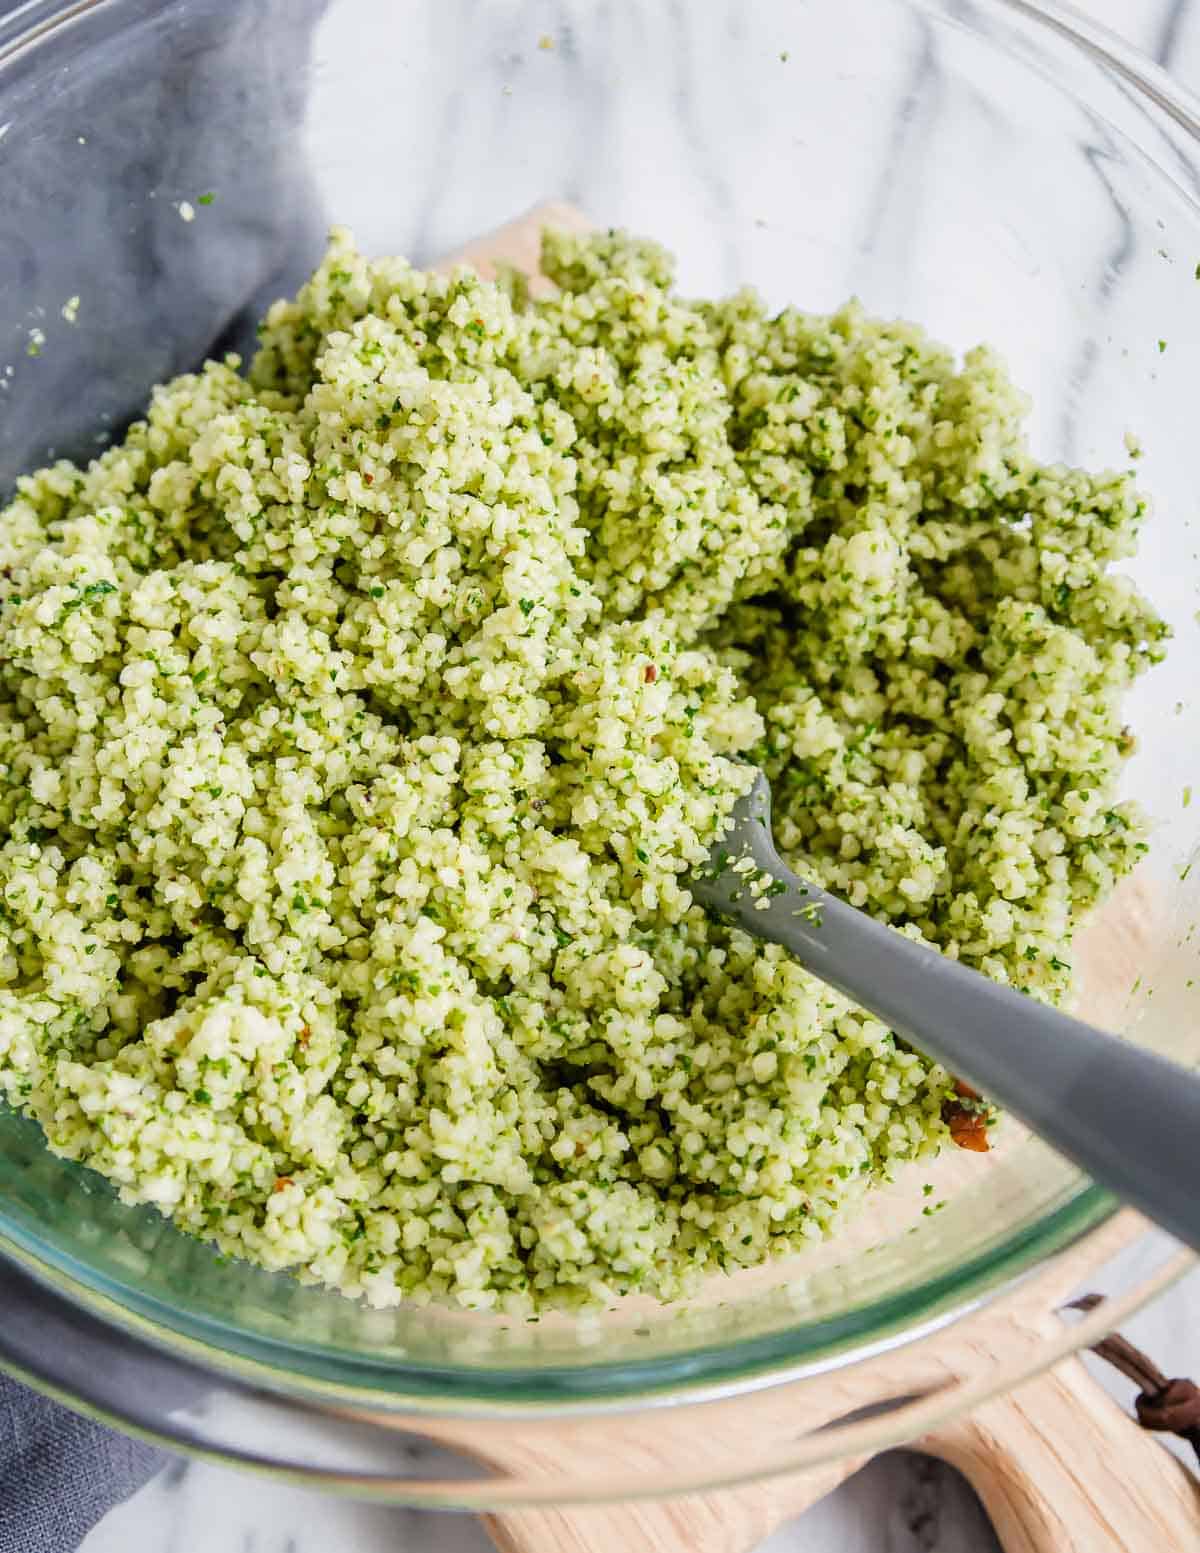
left=297, top=1025, right=311, bottom=1048
left=943, top=1098, right=990, bottom=1152
left=363, top=473, right=374, bottom=486
left=273, top=1176, right=294, bottom=1192
left=643, top=664, right=658, bottom=683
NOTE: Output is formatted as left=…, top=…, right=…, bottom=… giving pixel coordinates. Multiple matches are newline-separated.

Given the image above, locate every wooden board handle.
left=483, top=1457, right=862, bottom=1553
left=484, top=1358, right=1200, bottom=1553
left=923, top=1354, right=1200, bottom=1552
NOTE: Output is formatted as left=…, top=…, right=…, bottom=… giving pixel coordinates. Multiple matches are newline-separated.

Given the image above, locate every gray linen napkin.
left=0, top=1372, right=166, bottom=1553
left=0, top=0, right=329, bottom=487
left=0, top=0, right=328, bottom=1547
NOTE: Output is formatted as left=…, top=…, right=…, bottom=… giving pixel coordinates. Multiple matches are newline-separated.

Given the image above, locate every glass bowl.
left=0, top=0, right=1198, bottom=1507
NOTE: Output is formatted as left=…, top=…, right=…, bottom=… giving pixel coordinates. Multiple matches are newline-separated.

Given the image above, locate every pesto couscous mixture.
left=0, top=229, right=1166, bottom=1312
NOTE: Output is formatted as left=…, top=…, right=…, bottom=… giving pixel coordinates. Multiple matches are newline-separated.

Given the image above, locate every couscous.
left=0, top=227, right=1166, bottom=1311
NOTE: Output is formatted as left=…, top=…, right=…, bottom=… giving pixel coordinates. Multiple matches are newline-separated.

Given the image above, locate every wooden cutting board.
left=416, top=204, right=1200, bottom=1553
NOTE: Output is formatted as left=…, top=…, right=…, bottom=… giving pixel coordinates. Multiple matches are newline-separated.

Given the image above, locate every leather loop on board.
left=1069, top=1294, right=1200, bottom=1467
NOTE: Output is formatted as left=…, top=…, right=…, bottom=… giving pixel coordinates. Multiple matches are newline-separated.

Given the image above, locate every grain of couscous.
left=0, top=227, right=1166, bottom=1312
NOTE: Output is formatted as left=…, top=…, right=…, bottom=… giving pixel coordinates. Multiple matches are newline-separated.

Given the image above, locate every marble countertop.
left=73, top=2, right=1200, bottom=1550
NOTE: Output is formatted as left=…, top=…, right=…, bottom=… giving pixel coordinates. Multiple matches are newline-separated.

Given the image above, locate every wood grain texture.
left=478, top=1220, right=1199, bottom=1553
left=927, top=1356, right=1200, bottom=1552
left=428, top=203, right=1199, bottom=1553
left=433, top=200, right=594, bottom=291
left=483, top=1463, right=863, bottom=1553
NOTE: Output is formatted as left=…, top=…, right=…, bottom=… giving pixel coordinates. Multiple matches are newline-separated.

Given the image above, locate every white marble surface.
left=71, top=1, right=1200, bottom=1550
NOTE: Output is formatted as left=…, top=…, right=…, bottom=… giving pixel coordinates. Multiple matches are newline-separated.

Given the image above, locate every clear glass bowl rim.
left=0, top=0, right=1196, bottom=1438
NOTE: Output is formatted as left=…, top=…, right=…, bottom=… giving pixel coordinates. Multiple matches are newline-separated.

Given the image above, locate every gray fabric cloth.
left=0, top=1372, right=166, bottom=1553
left=0, top=1, right=329, bottom=1548
left=0, top=0, right=330, bottom=488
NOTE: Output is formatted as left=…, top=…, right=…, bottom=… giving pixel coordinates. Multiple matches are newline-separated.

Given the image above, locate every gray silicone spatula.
left=691, top=770, right=1200, bottom=1252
